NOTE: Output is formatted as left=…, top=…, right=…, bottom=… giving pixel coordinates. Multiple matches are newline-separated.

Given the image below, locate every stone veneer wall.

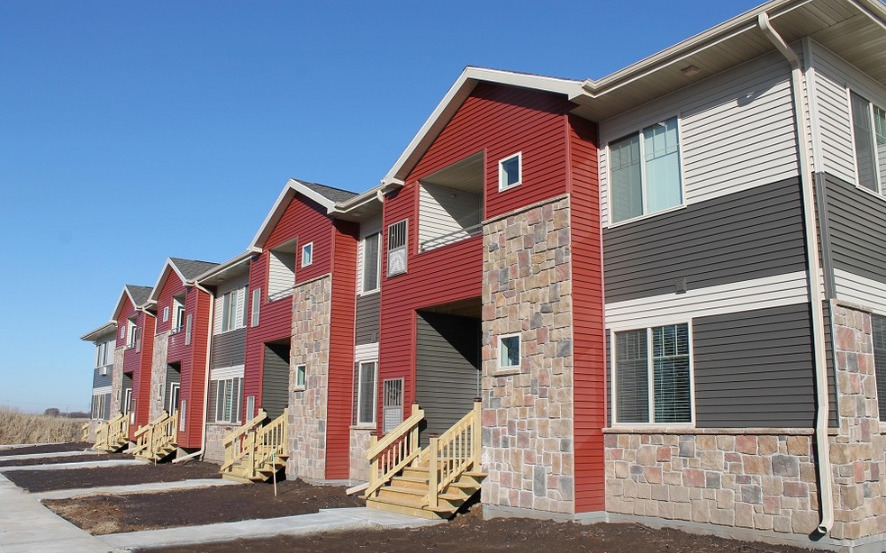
left=149, top=331, right=169, bottom=421
left=287, top=275, right=332, bottom=481
left=110, top=347, right=124, bottom=415
left=349, top=427, right=373, bottom=481
left=828, top=302, right=886, bottom=542
left=604, top=432, right=820, bottom=534
left=481, top=196, right=576, bottom=515
left=203, top=422, right=239, bottom=465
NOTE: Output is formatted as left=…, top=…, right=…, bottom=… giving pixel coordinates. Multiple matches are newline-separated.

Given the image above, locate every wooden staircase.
left=93, top=412, right=130, bottom=453
left=220, top=408, right=289, bottom=483
left=130, top=411, right=178, bottom=462
left=360, top=400, right=486, bottom=519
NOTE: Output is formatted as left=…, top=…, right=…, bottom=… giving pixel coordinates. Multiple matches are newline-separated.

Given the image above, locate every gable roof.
left=111, top=284, right=154, bottom=321
left=147, top=257, right=219, bottom=303
left=249, top=178, right=358, bottom=250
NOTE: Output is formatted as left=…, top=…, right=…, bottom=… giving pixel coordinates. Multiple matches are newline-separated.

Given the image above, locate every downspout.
left=173, top=281, right=215, bottom=463
left=758, top=13, right=833, bottom=536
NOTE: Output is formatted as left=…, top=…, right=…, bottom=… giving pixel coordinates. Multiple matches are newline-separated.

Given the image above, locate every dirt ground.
left=140, top=506, right=816, bottom=553
left=45, top=479, right=364, bottom=535
left=2, top=460, right=220, bottom=492
left=0, top=442, right=92, bottom=456
left=0, top=453, right=117, bottom=467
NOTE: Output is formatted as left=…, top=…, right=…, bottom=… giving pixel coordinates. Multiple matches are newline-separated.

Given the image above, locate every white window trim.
left=387, top=219, right=408, bottom=277
left=220, top=289, right=243, bottom=333
left=355, top=360, right=378, bottom=427
left=250, top=288, right=261, bottom=327
left=162, top=306, right=170, bottom=322
left=606, top=116, right=687, bottom=228
left=301, top=242, right=314, bottom=267
left=847, top=89, right=886, bottom=199
left=498, top=151, right=523, bottom=192
left=212, top=375, right=243, bottom=424
left=295, top=364, right=307, bottom=391
left=360, top=232, right=382, bottom=296
left=609, top=320, right=696, bottom=428
left=497, top=332, right=522, bottom=374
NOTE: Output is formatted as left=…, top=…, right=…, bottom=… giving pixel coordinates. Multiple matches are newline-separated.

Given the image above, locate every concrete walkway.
left=100, top=507, right=444, bottom=549
left=0, top=450, right=100, bottom=463
left=33, top=478, right=239, bottom=500
left=0, top=459, right=141, bottom=472
left=0, top=473, right=115, bottom=553
left=0, top=442, right=66, bottom=451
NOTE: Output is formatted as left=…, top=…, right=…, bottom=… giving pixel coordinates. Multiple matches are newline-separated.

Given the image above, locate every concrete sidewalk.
left=0, top=459, right=141, bottom=472
left=0, top=473, right=115, bottom=553
left=33, top=477, right=239, bottom=500
left=100, top=507, right=444, bottom=549
left=0, top=450, right=100, bottom=463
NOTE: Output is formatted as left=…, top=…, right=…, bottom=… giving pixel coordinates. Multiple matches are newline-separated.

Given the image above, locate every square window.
left=295, top=364, right=307, bottom=390
left=610, top=117, right=683, bottom=223
left=499, top=334, right=521, bottom=370
left=498, top=153, right=522, bottom=191
left=301, top=243, right=313, bottom=267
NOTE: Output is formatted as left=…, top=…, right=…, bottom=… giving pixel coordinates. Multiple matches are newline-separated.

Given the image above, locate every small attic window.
left=498, top=152, right=522, bottom=191
left=301, top=243, right=313, bottom=267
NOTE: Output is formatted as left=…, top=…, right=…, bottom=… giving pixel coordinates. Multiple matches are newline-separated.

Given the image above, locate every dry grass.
left=0, top=408, right=87, bottom=445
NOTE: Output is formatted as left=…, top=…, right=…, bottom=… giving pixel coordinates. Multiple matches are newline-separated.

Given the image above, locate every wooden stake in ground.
left=272, top=451, right=277, bottom=497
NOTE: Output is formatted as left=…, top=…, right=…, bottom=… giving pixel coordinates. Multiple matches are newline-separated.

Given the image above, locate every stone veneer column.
left=481, top=196, right=576, bottom=516
left=149, top=331, right=169, bottom=420
left=349, top=428, right=373, bottom=481
left=287, top=275, right=332, bottom=481
left=110, top=347, right=124, bottom=414
left=828, top=302, right=886, bottom=542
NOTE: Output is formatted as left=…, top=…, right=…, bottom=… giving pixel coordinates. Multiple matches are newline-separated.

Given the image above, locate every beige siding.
left=417, top=182, right=481, bottom=249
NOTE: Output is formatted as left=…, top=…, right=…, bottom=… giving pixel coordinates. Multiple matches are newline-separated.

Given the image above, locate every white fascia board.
left=330, top=187, right=383, bottom=215
left=111, top=286, right=136, bottom=321
left=146, top=259, right=186, bottom=304
left=80, top=321, right=118, bottom=342
left=249, top=179, right=336, bottom=250
left=194, top=251, right=252, bottom=284
left=381, top=67, right=582, bottom=186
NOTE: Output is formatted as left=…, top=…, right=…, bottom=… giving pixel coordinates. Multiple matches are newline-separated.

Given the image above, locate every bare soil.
left=2, top=460, right=220, bottom=492
left=0, top=442, right=92, bottom=456
left=0, top=453, right=117, bottom=467
left=45, top=479, right=364, bottom=535
left=139, top=506, right=816, bottom=553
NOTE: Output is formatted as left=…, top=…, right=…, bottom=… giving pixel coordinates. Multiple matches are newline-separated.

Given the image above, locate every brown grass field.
left=0, top=408, right=87, bottom=445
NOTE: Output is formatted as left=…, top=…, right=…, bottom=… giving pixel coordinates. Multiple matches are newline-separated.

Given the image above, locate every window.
left=362, top=232, right=380, bottom=293
left=167, top=383, right=180, bottom=414
left=250, top=288, right=261, bottom=327
left=301, top=243, right=313, bottom=267
left=498, top=334, right=521, bottom=371
left=613, top=323, right=692, bottom=425
left=295, top=365, right=307, bottom=390
left=498, top=152, right=522, bottom=191
left=221, top=289, right=240, bottom=332
left=123, top=388, right=133, bottom=414
left=356, top=361, right=377, bottom=425
left=382, top=378, right=404, bottom=433
left=268, top=242, right=296, bottom=301
left=126, top=318, right=140, bottom=350
left=610, top=117, right=682, bottom=223
left=387, top=220, right=407, bottom=276
left=162, top=306, right=169, bottom=323
left=850, top=92, right=886, bottom=194
left=120, top=326, right=126, bottom=340
left=213, top=377, right=243, bottom=424
left=873, top=315, right=886, bottom=421
left=172, top=295, right=186, bottom=333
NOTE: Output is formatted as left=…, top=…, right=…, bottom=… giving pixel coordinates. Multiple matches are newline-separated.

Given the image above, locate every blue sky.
left=0, top=0, right=762, bottom=413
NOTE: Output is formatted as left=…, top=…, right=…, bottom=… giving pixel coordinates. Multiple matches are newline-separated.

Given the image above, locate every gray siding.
left=262, top=343, right=289, bottom=419
left=212, top=328, right=246, bottom=368
left=823, top=173, right=886, bottom=286
left=92, top=368, right=112, bottom=389
left=355, top=294, right=380, bottom=345
left=694, top=304, right=815, bottom=428
left=603, top=177, right=806, bottom=303
left=414, top=312, right=481, bottom=445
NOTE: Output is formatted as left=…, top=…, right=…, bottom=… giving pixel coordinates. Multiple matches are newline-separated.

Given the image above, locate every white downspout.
left=758, top=13, right=833, bottom=535
left=173, top=281, right=215, bottom=464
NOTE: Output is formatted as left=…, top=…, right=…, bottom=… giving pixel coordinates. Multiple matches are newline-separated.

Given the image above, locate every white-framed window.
left=120, top=326, right=126, bottom=340
left=301, top=242, right=313, bottom=267
left=221, top=289, right=242, bottom=332
left=872, top=314, right=886, bottom=422
left=172, top=295, right=186, bottom=333
left=250, top=288, right=261, bottom=327
left=387, top=220, right=408, bottom=277
left=850, top=92, right=886, bottom=195
left=123, top=388, right=133, bottom=414
left=361, top=232, right=380, bottom=294
left=126, top=317, right=140, bottom=350
left=498, top=333, right=521, bottom=371
left=213, top=377, right=243, bottom=424
left=355, top=361, right=377, bottom=426
left=610, top=116, right=683, bottom=223
left=612, top=322, right=693, bottom=425
left=295, top=364, right=307, bottom=390
left=167, top=383, right=180, bottom=414
left=498, top=152, right=522, bottom=191
left=162, top=306, right=170, bottom=323
left=184, top=314, right=193, bottom=346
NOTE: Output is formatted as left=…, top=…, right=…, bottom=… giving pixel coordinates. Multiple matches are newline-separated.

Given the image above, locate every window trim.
left=295, top=364, right=307, bottom=391
left=497, top=333, right=522, bottom=374
left=355, top=360, right=378, bottom=427
left=498, top=152, right=523, bottom=192
left=301, top=242, right=314, bottom=267
left=387, top=219, right=408, bottom=277
left=360, top=232, right=381, bottom=295
left=212, top=376, right=243, bottom=424
left=607, top=115, right=686, bottom=227
left=848, top=90, right=886, bottom=198
left=609, top=320, right=696, bottom=428
left=162, top=306, right=170, bottom=323
left=250, top=288, right=261, bottom=327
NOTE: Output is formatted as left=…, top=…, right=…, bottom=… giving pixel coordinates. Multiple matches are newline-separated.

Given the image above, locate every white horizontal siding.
left=809, top=41, right=886, bottom=186
left=605, top=271, right=810, bottom=330
left=211, top=364, right=245, bottom=380
left=600, top=52, right=797, bottom=226
left=834, top=269, right=886, bottom=315
left=418, top=182, right=481, bottom=248
left=92, top=385, right=112, bottom=396
left=268, top=250, right=295, bottom=301
left=355, top=342, right=379, bottom=361
left=213, top=274, right=249, bottom=335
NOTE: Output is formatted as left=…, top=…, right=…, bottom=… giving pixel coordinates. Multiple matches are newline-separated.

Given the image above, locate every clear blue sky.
left=0, top=0, right=762, bottom=413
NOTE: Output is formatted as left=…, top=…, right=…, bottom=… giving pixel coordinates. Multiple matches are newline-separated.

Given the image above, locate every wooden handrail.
left=220, top=409, right=287, bottom=477
left=134, top=411, right=170, bottom=438
left=366, top=405, right=424, bottom=458
left=254, top=408, right=288, bottom=468
left=223, top=409, right=267, bottom=446
left=423, top=400, right=482, bottom=508
left=364, top=404, right=424, bottom=498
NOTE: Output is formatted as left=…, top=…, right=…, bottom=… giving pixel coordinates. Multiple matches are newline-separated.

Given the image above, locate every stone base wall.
left=481, top=197, right=576, bottom=515
left=110, top=347, right=124, bottom=415
left=149, top=331, right=170, bottom=421
left=287, top=275, right=332, bottom=481
left=829, top=302, right=886, bottom=541
left=203, top=422, right=238, bottom=465
left=349, top=427, right=373, bottom=481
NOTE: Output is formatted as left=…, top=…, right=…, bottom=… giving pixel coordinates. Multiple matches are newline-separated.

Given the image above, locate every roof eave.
left=80, top=321, right=118, bottom=342
left=249, top=179, right=337, bottom=250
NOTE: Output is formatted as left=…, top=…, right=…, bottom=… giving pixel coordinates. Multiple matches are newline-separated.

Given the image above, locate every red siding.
left=326, top=220, right=358, bottom=479
left=567, top=115, right=606, bottom=512
left=178, top=287, right=211, bottom=448
left=130, top=311, right=156, bottom=434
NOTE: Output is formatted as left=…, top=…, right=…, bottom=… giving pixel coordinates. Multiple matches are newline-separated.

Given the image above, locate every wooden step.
left=221, top=471, right=253, bottom=484
left=377, top=485, right=426, bottom=503
left=390, top=475, right=430, bottom=490
left=366, top=497, right=446, bottom=520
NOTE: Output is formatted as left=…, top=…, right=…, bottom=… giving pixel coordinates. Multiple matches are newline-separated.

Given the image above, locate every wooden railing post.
left=472, top=398, right=482, bottom=467
left=368, top=433, right=378, bottom=495
left=428, top=433, right=439, bottom=509
left=247, top=430, right=256, bottom=479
